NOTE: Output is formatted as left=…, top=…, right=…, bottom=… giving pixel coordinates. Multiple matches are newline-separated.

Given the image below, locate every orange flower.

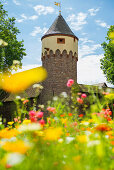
left=66, top=133, right=70, bottom=136
left=60, top=114, right=65, bottom=117
left=23, top=99, right=29, bottom=104
left=79, top=114, right=83, bottom=117
left=110, top=141, right=114, bottom=145
left=68, top=113, right=73, bottom=116
left=95, top=124, right=111, bottom=132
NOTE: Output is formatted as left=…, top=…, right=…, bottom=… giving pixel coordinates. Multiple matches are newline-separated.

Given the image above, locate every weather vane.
left=54, top=1, right=61, bottom=15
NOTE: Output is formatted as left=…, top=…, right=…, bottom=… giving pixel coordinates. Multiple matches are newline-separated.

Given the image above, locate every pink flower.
left=36, top=112, right=43, bottom=119
left=67, top=79, right=74, bottom=87
left=14, top=118, right=18, bottom=122
left=39, top=119, right=45, bottom=125
left=47, top=107, right=56, bottom=114
left=29, top=110, right=36, bottom=117
left=81, top=93, right=87, bottom=98
left=77, top=98, right=83, bottom=104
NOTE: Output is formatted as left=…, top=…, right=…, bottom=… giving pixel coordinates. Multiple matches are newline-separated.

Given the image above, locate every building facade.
left=41, top=14, right=78, bottom=102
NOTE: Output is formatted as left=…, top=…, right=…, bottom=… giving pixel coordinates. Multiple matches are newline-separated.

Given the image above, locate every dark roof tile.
left=41, top=14, right=78, bottom=40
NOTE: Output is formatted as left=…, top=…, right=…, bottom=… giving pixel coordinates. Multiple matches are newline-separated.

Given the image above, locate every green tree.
left=0, top=2, right=26, bottom=72
left=100, top=25, right=114, bottom=85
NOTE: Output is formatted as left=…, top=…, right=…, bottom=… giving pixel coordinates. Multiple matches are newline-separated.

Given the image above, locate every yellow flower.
left=44, top=127, right=63, bottom=141
left=23, top=119, right=31, bottom=124
left=8, top=121, right=14, bottom=126
left=0, top=128, right=19, bottom=139
left=88, top=119, right=94, bottom=123
left=2, top=140, right=30, bottom=154
left=105, top=93, right=114, bottom=100
left=61, top=118, right=67, bottom=124
left=76, top=135, right=87, bottom=143
left=0, top=67, right=47, bottom=93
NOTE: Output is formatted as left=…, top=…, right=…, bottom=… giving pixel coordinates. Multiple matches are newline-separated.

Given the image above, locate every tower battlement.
left=40, top=14, right=78, bottom=103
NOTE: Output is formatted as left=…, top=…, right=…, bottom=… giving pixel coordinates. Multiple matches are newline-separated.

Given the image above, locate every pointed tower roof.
left=41, top=14, right=78, bottom=40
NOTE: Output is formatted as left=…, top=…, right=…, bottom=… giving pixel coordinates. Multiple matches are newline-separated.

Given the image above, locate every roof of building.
left=41, top=14, right=78, bottom=40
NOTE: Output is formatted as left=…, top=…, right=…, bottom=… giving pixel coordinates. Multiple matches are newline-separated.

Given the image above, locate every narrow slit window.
left=57, top=38, right=65, bottom=44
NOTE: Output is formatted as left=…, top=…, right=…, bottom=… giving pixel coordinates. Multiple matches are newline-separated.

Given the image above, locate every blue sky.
left=1, top=0, right=114, bottom=87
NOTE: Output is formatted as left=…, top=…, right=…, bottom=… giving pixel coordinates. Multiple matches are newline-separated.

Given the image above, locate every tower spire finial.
left=54, top=1, right=61, bottom=15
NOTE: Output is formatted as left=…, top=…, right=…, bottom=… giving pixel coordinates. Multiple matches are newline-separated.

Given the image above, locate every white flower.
left=33, top=84, right=43, bottom=89
left=87, top=140, right=100, bottom=147
left=61, top=92, right=68, bottom=98
left=38, top=105, right=44, bottom=109
left=18, top=123, right=41, bottom=132
left=65, top=137, right=75, bottom=144
left=6, top=153, right=25, bottom=166
left=16, top=96, right=21, bottom=100
left=84, top=131, right=92, bottom=136
left=58, top=138, right=64, bottom=143
left=53, top=96, right=58, bottom=101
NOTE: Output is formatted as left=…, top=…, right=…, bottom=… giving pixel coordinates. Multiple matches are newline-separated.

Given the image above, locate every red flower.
left=79, top=114, right=84, bottom=117
left=95, top=124, right=111, bottom=132
left=68, top=113, right=73, bottom=116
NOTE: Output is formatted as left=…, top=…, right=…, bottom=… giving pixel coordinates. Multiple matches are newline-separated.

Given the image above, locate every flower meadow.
left=0, top=76, right=114, bottom=170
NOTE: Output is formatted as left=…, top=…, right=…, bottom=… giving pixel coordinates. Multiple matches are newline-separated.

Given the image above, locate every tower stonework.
left=41, top=14, right=78, bottom=102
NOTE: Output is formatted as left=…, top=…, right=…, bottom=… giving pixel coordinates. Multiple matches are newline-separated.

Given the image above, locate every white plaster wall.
left=42, top=35, right=78, bottom=57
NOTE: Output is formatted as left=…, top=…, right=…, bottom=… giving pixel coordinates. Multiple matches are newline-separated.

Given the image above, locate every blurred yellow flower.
left=2, top=140, right=30, bottom=154
left=77, top=135, right=87, bottom=143
left=23, top=119, right=31, bottom=124
left=0, top=128, right=19, bottom=139
left=0, top=67, right=47, bottom=93
left=105, top=93, right=114, bottom=100
left=44, top=127, right=63, bottom=141
left=8, top=121, right=14, bottom=126
left=61, top=118, right=67, bottom=124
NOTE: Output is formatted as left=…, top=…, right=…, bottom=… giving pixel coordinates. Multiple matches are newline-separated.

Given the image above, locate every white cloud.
left=79, top=38, right=94, bottom=44
left=30, top=27, right=48, bottom=37
left=77, top=54, right=107, bottom=85
left=34, top=5, right=54, bottom=15
left=29, top=15, right=38, bottom=20
left=95, top=20, right=110, bottom=28
left=66, top=12, right=87, bottom=31
left=88, top=8, right=100, bottom=16
left=16, top=19, right=24, bottom=23
left=16, top=14, right=38, bottom=23
left=13, top=0, right=21, bottom=5
left=66, top=7, right=73, bottom=10
left=21, top=14, right=27, bottom=20
left=14, top=64, right=41, bottom=73
left=79, top=43, right=101, bottom=58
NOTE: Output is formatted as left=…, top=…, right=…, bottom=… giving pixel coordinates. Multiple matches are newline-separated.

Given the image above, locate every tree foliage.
left=100, top=25, right=114, bottom=85
left=0, top=2, right=26, bottom=71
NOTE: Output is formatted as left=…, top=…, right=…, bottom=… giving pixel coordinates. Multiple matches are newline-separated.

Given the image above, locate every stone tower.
left=41, top=14, right=78, bottom=102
